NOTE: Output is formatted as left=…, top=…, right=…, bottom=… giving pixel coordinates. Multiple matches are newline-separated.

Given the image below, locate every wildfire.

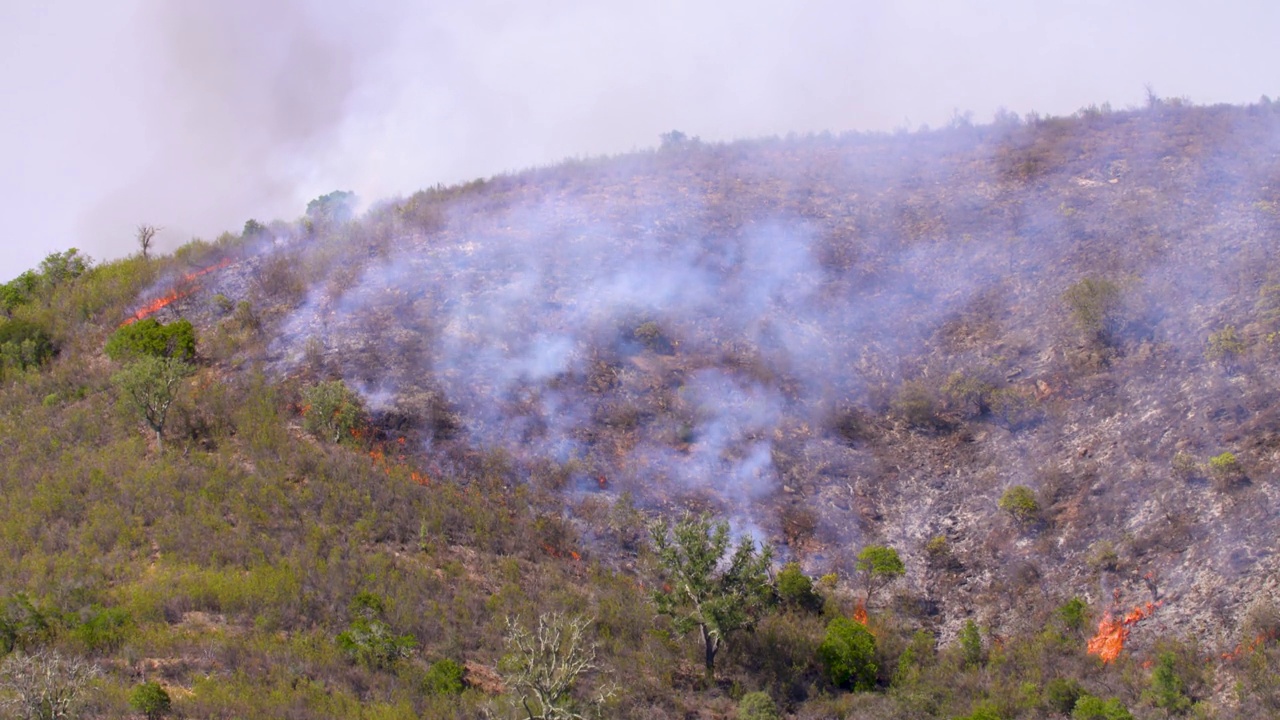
left=1221, top=630, right=1278, bottom=661
left=1087, top=601, right=1162, bottom=663
left=121, top=257, right=237, bottom=326
left=853, top=600, right=868, bottom=626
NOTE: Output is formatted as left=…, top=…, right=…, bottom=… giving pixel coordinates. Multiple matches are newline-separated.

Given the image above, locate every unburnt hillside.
left=3, top=97, right=1280, bottom=718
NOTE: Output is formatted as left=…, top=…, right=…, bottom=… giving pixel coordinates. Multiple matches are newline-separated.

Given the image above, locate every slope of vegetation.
left=1, top=97, right=1280, bottom=718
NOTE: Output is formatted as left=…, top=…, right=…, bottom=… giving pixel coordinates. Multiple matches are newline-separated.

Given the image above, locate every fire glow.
left=121, top=258, right=235, bottom=326
left=1087, top=601, right=1162, bottom=663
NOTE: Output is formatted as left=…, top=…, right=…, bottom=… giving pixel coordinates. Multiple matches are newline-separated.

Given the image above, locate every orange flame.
left=121, top=257, right=236, bottom=326
left=1087, top=601, right=1162, bottom=663
left=1221, top=630, right=1278, bottom=661
left=853, top=600, right=868, bottom=626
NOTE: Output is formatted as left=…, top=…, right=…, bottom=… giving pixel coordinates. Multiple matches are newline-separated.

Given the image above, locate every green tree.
left=650, top=513, right=774, bottom=682
left=37, top=248, right=92, bottom=289
left=855, top=545, right=905, bottom=606
left=817, top=617, right=877, bottom=691
left=129, top=681, right=171, bottom=719
left=775, top=562, right=821, bottom=612
left=302, top=380, right=366, bottom=444
left=111, top=355, right=194, bottom=449
left=958, top=619, right=984, bottom=668
left=0, top=320, right=54, bottom=377
left=105, top=318, right=196, bottom=362
left=305, top=190, right=357, bottom=226
left=500, top=613, right=612, bottom=720
left=1144, top=651, right=1192, bottom=713
left=0, top=271, right=40, bottom=316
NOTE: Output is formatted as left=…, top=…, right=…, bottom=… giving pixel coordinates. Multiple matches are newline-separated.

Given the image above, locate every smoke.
left=6, top=0, right=1280, bottom=280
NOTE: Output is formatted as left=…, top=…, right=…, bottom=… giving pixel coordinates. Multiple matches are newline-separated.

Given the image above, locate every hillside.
left=2, top=97, right=1280, bottom=718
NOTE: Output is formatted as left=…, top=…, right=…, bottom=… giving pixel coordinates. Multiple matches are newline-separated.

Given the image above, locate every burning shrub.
left=302, top=380, right=366, bottom=444
left=818, top=617, right=877, bottom=691
left=998, top=485, right=1040, bottom=526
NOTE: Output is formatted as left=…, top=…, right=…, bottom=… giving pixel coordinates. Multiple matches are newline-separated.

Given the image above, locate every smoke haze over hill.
left=3, top=0, right=1280, bottom=279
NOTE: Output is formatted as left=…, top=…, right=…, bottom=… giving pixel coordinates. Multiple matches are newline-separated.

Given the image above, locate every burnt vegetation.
left=2, top=97, right=1280, bottom=717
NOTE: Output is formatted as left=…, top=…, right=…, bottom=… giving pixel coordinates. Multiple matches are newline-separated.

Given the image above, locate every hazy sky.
left=2, top=0, right=1277, bottom=280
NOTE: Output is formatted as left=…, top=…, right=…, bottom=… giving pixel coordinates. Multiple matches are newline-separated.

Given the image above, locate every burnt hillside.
left=181, top=100, right=1280, bottom=647
left=5, top=97, right=1280, bottom=718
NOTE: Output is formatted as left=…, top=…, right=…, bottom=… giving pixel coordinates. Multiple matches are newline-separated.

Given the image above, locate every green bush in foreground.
left=999, top=485, right=1040, bottom=525
left=424, top=658, right=465, bottom=695
left=130, top=681, right=172, bottom=719
left=818, top=617, right=877, bottom=691
left=737, top=690, right=781, bottom=720
left=106, top=318, right=196, bottom=362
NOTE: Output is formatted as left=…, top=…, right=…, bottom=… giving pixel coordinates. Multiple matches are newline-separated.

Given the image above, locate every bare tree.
left=499, top=613, right=614, bottom=720
left=0, top=649, right=100, bottom=720
left=136, top=224, right=160, bottom=260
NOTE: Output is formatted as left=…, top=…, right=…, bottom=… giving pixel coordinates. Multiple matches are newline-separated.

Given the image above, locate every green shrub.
left=72, top=605, right=133, bottom=654
left=0, top=593, right=52, bottom=654
left=958, top=619, right=984, bottom=668
left=105, top=318, right=196, bottom=362
left=1206, top=324, right=1248, bottom=363
left=302, top=380, right=366, bottom=444
left=335, top=591, right=415, bottom=670
left=957, top=700, right=1003, bottom=720
left=1056, top=597, right=1088, bottom=633
left=998, top=485, right=1040, bottom=525
left=1144, top=651, right=1192, bottom=713
left=925, top=535, right=955, bottom=569
left=891, top=380, right=944, bottom=430
left=1208, top=451, right=1245, bottom=487
left=129, top=680, right=172, bottom=719
left=1063, top=277, right=1122, bottom=342
left=424, top=658, right=465, bottom=695
left=0, top=320, right=54, bottom=371
left=1171, top=451, right=1201, bottom=481
left=941, top=371, right=993, bottom=419
left=1072, top=694, right=1133, bottom=720
left=775, top=562, right=821, bottom=612
left=1044, top=677, right=1085, bottom=714
left=737, top=691, right=781, bottom=720
left=818, top=617, right=877, bottom=691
